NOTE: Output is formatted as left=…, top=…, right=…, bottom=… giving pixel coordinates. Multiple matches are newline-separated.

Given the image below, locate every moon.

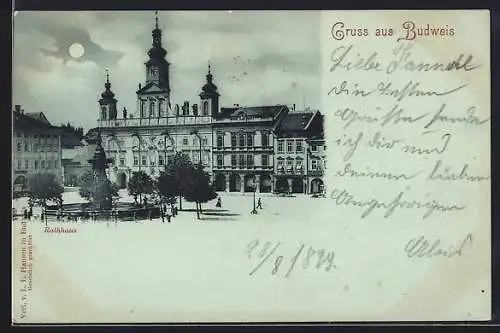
left=68, top=43, right=85, bottom=58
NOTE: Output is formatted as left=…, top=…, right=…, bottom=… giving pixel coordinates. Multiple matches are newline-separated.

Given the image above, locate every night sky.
left=13, top=11, right=321, bottom=131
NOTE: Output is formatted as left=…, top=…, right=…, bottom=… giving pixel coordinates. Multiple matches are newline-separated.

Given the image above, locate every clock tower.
left=136, top=11, right=171, bottom=119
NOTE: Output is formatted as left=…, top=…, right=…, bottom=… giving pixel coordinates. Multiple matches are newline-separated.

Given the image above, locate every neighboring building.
left=212, top=105, right=287, bottom=193
left=12, top=105, right=63, bottom=194
left=308, top=133, right=326, bottom=194
left=61, top=133, right=89, bottom=186
left=88, top=13, right=326, bottom=194
left=273, top=110, right=325, bottom=194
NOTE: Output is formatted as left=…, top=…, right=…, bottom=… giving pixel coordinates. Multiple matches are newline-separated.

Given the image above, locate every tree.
left=27, top=172, right=64, bottom=223
left=78, top=169, right=119, bottom=208
left=61, top=122, right=84, bottom=141
left=156, top=171, right=180, bottom=204
left=128, top=171, right=154, bottom=205
left=182, top=167, right=217, bottom=220
left=164, top=152, right=195, bottom=210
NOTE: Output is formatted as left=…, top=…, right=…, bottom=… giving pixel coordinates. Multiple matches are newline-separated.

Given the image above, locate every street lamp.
left=131, top=132, right=141, bottom=172
left=190, top=130, right=203, bottom=169
left=161, top=129, right=170, bottom=171
left=250, top=175, right=258, bottom=214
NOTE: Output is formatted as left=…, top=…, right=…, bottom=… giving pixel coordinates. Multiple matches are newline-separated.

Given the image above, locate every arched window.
left=239, top=133, right=245, bottom=147
left=202, top=101, right=209, bottom=115
left=101, top=106, right=107, bottom=120
left=158, top=99, right=164, bottom=117
left=149, top=100, right=156, bottom=117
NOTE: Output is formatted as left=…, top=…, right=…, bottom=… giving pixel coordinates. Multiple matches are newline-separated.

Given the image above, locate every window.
left=120, top=158, right=125, bottom=166
left=133, top=155, right=139, bottom=166
left=312, top=159, right=318, bottom=170
left=192, top=137, right=197, bottom=146
left=217, top=134, right=224, bottom=148
left=247, top=133, right=254, bottom=147
left=149, top=100, right=156, bottom=117
left=286, top=158, right=293, bottom=171
left=54, top=160, right=58, bottom=168
left=231, top=155, right=237, bottom=167
left=296, top=140, right=303, bottom=153
left=158, top=155, right=164, bottom=166
left=278, top=141, right=284, bottom=153
left=41, top=160, right=45, bottom=168
left=239, top=154, right=245, bottom=168
left=193, top=153, right=199, bottom=164
left=277, top=158, right=284, bottom=172
left=295, top=158, right=303, bottom=171
left=101, top=106, right=107, bottom=120
left=17, top=160, right=21, bottom=169
left=183, top=138, right=188, bottom=146
left=202, top=137, right=208, bottom=145
left=287, top=140, right=293, bottom=153
left=48, top=160, right=52, bottom=169
left=25, top=160, right=29, bottom=169
left=47, top=144, right=52, bottom=151
left=16, top=142, right=21, bottom=152
left=311, top=145, right=318, bottom=152
left=246, top=154, right=254, bottom=167
left=231, top=134, right=237, bottom=147
left=141, top=101, right=147, bottom=118
left=262, top=132, right=268, bottom=147
left=34, top=161, right=39, bottom=169
left=239, top=133, right=245, bottom=147
left=262, top=154, right=269, bottom=167
left=149, top=156, right=155, bottom=166
left=141, top=156, right=147, bottom=166
left=24, top=142, right=29, bottom=151
left=203, top=101, right=209, bottom=115
left=159, top=100, right=165, bottom=117
left=34, top=144, right=39, bottom=152
left=217, top=155, right=223, bottom=167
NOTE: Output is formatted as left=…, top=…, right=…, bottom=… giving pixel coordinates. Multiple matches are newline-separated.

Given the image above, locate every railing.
left=98, top=116, right=212, bottom=128
left=212, top=165, right=274, bottom=171
left=212, top=146, right=274, bottom=152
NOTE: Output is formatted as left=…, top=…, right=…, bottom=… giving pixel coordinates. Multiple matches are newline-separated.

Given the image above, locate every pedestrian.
left=29, top=206, right=33, bottom=220
left=165, top=204, right=172, bottom=223
left=173, top=206, right=178, bottom=217
left=216, top=197, right=222, bottom=208
left=23, top=208, right=28, bottom=220
left=256, top=198, right=263, bottom=209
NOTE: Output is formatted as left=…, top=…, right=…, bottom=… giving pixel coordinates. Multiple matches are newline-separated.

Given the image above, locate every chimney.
left=15, top=105, right=21, bottom=113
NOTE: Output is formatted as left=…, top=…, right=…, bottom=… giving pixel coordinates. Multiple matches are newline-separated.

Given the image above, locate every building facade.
left=92, top=14, right=326, bottom=195
left=12, top=105, right=63, bottom=194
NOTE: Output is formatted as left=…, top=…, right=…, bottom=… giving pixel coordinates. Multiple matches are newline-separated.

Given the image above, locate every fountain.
left=87, top=131, right=114, bottom=210
left=46, top=130, right=162, bottom=222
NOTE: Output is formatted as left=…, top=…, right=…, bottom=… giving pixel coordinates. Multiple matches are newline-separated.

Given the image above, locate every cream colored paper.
left=12, top=10, right=490, bottom=323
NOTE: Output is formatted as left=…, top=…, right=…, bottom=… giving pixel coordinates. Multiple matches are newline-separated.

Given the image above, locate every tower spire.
left=105, top=69, right=111, bottom=90
left=206, top=62, right=213, bottom=83
left=155, top=10, right=158, bottom=29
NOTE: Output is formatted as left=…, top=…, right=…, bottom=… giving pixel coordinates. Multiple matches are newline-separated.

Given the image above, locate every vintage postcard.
left=11, top=10, right=491, bottom=323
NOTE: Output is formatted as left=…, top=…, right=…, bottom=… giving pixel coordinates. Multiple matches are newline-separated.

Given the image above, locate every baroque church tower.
left=136, top=11, right=171, bottom=119
left=98, top=69, right=118, bottom=120
left=199, top=64, right=220, bottom=117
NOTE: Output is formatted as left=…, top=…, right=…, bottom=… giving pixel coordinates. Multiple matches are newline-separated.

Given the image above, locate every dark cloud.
left=14, top=14, right=124, bottom=69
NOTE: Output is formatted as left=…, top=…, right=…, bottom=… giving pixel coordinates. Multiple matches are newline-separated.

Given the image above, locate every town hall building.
left=91, top=13, right=326, bottom=195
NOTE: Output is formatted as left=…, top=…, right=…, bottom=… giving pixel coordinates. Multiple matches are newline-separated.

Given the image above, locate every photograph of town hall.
left=12, top=11, right=326, bottom=222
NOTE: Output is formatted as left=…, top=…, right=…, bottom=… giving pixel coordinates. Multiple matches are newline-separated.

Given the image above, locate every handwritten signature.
left=404, top=233, right=473, bottom=258
left=246, top=239, right=336, bottom=278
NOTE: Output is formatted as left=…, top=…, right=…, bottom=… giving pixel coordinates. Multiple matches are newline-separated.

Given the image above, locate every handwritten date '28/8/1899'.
left=246, top=239, right=336, bottom=278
